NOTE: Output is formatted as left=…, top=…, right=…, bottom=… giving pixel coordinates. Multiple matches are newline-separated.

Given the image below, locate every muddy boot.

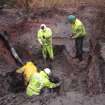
left=43, top=57, right=47, bottom=67
left=48, top=59, right=53, bottom=69
left=78, top=55, right=83, bottom=62
left=72, top=55, right=78, bottom=59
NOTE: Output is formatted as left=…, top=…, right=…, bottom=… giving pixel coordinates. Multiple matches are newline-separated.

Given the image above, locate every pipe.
left=0, top=31, right=23, bottom=65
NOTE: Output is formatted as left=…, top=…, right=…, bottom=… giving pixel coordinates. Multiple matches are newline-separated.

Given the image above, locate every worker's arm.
left=16, top=66, right=24, bottom=73
left=44, top=28, right=52, bottom=39
left=72, top=25, right=85, bottom=38
left=37, top=30, right=43, bottom=45
left=45, top=79, right=57, bottom=88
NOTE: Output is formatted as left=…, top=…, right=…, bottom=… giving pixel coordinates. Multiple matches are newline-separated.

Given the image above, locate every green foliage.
left=0, top=0, right=105, bottom=10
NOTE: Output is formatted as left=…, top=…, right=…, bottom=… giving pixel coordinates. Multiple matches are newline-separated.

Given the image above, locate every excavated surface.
left=0, top=5, right=105, bottom=105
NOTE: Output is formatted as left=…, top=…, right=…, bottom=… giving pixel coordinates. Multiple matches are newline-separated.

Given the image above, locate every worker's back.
left=16, top=61, right=38, bottom=84
left=23, top=62, right=37, bottom=82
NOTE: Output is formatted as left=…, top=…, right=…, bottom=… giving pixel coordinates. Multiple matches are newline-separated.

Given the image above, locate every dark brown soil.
left=0, top=5, right=105, bottom=105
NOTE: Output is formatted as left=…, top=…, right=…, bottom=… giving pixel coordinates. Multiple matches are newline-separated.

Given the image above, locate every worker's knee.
left=50, top=55, right=54, bottom=60
left=49, top=51, right=54, bottom=60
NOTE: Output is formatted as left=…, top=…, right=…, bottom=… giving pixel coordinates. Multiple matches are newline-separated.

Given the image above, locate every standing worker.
left=37, top=24, right=54, bottom=63
left=16, top=61, right=38, bottom=86
left=67, top=15, right=86, bottom=61
left=26, top=68, right=61, bottom=96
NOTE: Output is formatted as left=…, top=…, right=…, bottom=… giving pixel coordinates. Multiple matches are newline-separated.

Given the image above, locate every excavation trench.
left=0, top=5, right=105, bottom=105
left=0, top=46, right=71, bottom=105
left=0, top=43, right=88, bottom=103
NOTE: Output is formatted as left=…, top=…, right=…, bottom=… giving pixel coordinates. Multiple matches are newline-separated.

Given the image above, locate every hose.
left=0, top=31, right=23, bottom=65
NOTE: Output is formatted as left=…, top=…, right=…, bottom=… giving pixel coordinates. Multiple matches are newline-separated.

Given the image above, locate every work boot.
left=48, top=59, right=53, bottom=69
left=72, top=55, right=78, bottom=59
left=43, top=57, right=47, bottom=67
left=78, top=56, right=83, bottom=62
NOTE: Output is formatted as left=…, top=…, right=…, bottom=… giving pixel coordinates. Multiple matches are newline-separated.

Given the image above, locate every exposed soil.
left=0, top=5, right=105, bottom=105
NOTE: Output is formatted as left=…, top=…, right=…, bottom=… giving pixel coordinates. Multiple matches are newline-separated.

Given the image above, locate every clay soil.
left=0, top=5, right=105, bottom=105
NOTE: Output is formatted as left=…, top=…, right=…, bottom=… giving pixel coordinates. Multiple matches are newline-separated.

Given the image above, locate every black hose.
left=0, top=31, right=23, bottom=65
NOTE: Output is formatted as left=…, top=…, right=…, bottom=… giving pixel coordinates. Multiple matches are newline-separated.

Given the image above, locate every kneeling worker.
left=16, top=61, right=38, bottom=86
left=26, top=68, right=61, bottom=96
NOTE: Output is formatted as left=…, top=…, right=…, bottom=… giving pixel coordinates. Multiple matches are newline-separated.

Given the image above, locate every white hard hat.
left=40, top=24, right=46, bottom=29
left=44, top=68, right=51, bottom=75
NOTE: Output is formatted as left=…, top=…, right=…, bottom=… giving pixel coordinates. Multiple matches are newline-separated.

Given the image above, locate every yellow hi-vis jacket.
left=26, top=71, right=57, bottom=96
left=71, top=19, right=86, bottom=38
left=16, top=61, right=37, bottom=84
left=37, top=27, right=52, bottom=45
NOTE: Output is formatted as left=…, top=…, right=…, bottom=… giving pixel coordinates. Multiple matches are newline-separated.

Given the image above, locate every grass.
left=2, top=0, right=105, bottom=11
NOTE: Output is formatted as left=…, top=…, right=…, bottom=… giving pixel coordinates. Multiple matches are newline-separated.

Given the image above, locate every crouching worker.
left=16, top=61, right=38, bottom=86
left=26, top=68, right=61, bottom=96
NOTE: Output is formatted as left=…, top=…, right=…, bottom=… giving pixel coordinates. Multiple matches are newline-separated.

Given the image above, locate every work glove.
left=70, top=34, right=73, bottom=37
left=70, top=33, right=76, bottom=39
left=43, top=35, right=45, bottom=39
left=71, top=35, right=76, bottom=39
left=65, top=21, right=68, bottom=24
left=56, top=81, right=62, bottom=87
